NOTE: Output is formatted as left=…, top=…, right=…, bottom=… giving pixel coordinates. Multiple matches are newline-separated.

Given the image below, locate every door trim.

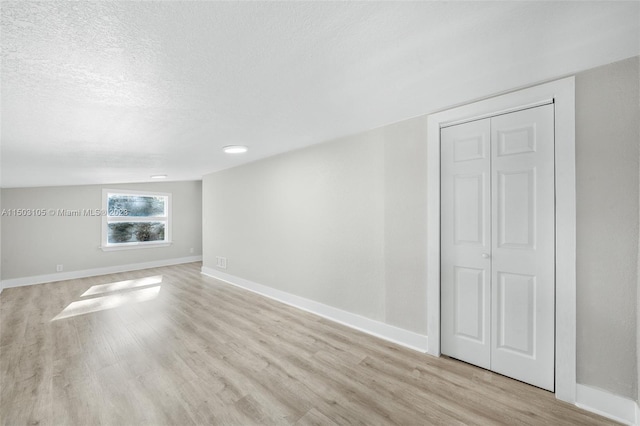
left=426, top=77, right=576, bottom=403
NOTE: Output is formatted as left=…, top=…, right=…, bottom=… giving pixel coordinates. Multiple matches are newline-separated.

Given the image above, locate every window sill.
left=100, top=242, right=172, bottom=252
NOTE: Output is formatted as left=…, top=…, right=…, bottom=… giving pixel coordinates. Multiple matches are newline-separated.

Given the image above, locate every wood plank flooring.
left=0, top=262, right=616, bottom=425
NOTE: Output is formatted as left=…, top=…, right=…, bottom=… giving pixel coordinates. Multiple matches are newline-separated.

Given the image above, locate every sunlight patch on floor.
left=52, top=275, right=163, bottom=321
left=81, top=275, right=163, bottom=297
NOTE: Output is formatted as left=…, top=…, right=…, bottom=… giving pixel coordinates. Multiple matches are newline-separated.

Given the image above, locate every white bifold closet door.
left=440, top=104, right=555, bottom=391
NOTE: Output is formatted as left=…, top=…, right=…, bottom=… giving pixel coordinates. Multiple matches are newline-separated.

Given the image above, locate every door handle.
left=482, top=253, right=491, bottom=259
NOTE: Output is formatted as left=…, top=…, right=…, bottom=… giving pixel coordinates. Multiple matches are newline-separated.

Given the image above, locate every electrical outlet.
left=56, top=264, right=63, bottom=272
left=216, top=256, right=227, bottom=269
left=190, top=247, right=194, bottom=254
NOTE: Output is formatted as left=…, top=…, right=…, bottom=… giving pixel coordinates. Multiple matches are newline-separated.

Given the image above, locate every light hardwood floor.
left=1, top=262, right=616, bottom=425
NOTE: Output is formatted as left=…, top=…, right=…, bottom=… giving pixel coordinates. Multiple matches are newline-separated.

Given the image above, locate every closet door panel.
left=441, top=119, right=492, bottom=369
left=490, top=104, right=555, bottom=391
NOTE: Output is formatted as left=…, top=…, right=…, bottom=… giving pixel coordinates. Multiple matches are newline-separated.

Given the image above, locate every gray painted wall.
left=575, top=56, right=639, bottom=401
left=0, top=188, right=3, bottom=284
left=203, top=132, right=387, bottom=320
left=202, top=117, right=429, bottom=330
left=383, top=118, right=428, bottom=333
left=203, top=57, right=639, bottom=401
left=1, top=180, right=202, bottom=280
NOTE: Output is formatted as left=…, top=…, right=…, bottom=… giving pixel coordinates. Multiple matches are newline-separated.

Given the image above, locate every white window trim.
left=426, top=77, right=576, bottom=403
left=101, top=188, right=172, bottom=251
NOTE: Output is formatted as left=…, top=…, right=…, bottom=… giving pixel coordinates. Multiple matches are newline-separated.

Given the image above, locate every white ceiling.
left=1, top=1, right=638, bottom=188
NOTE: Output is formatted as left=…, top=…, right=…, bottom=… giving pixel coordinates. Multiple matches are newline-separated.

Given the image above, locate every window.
left=101, top=189, right=171, bottom=250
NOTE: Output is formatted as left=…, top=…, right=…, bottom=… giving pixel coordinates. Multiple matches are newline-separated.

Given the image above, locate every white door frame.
left=426, top=77, right=576, bottom=403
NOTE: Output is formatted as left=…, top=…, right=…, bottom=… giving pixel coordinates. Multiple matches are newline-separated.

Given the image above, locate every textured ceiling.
left=1, top=1, right=639, bottom=188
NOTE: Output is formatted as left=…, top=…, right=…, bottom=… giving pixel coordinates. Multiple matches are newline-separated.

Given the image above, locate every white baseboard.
left=576, top=384, right=640, bottom=425
left=200, top=266, right=429, bottom=353
left=1, top=256, right=203, bottom=290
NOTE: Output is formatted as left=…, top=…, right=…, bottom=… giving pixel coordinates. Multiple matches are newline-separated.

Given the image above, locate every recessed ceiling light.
left=150, top=174, right=167, bottom=179
left=223, top=145, right=248, bottom=154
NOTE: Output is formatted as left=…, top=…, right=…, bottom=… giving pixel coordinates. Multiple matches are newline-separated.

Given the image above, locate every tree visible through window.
left=102, top=190, right=171, bottom=249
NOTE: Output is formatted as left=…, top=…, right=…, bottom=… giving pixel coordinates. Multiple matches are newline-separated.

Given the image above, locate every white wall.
left=1, top=180, right=202, bottom=281
left=202, top=57, right=639, bottom=402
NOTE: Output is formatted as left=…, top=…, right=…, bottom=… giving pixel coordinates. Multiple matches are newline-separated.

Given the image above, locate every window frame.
left=101, top=189, right=172, bottom=251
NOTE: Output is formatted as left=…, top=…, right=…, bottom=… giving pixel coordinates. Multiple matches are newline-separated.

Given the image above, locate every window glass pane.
left=107, top=222, right=166, bottom=243
left=108, top=195, right=166, bottom=217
